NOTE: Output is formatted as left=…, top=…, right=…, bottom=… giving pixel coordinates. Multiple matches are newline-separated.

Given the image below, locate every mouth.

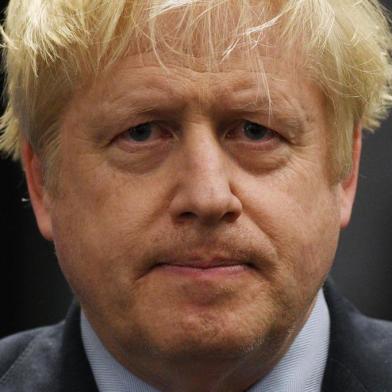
left=152, top=259, right=254, bottom=278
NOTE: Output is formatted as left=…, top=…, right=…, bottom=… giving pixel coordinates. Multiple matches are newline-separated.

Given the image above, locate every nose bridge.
left=169, top=125, right=242, bottom=224
left=186, top=130, right=225, bottom=185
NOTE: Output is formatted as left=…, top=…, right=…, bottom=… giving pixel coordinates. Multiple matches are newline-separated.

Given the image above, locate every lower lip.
left=155, top=264, right=250, bottom=278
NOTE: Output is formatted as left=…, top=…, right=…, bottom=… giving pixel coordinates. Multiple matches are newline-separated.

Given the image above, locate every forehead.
left=89, top=30, right=306, bottom=101
left=88, top=0, right=307, bottom=107
left=66, top=0, right=310, bottom=113
left=66, top=48, right=324, bottom=145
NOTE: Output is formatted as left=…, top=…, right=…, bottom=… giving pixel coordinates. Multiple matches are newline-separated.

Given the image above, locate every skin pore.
left=22, top=46, right=361, bottom=391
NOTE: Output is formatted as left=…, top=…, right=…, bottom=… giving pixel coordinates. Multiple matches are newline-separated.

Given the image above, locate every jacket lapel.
left=321, top=280, right=369, bottom=392
left=322, top=357, right=367, bottom=392
left=58, top=301, right=98, bottom=392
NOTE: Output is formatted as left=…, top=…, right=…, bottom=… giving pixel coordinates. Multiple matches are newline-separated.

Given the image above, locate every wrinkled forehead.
left=96, top=50, right=304, bottom=114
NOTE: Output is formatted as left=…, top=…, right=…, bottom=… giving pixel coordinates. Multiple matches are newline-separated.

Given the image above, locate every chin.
left=125, top=299, right=293, bottom=362
left=148, top=329, right=268, bottom=361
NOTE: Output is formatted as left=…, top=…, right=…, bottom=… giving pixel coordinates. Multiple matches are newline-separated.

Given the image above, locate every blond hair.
left=0, top=0, right=392, bottom=183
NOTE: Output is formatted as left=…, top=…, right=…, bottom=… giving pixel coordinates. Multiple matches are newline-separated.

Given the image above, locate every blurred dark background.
left=1, top=1, right=392, bottom=339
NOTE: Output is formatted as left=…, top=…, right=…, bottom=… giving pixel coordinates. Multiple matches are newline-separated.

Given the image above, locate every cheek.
left=49, top=161, right=168, bottom=304
left=239, top=165, right=341, bottom=286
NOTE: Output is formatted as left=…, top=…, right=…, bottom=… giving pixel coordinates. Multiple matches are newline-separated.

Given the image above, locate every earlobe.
left=21, top=140, right=54, bottom=241
left=339, top=125, right=362, bottom=229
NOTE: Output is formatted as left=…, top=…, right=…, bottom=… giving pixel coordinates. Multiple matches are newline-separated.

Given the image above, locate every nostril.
left=224, top=211, right=240, bottom=223
left=179, top=211, right=198, bottom=221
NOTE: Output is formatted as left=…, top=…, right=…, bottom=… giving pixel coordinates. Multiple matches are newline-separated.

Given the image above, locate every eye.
left=122, top=122, right=170, bottom=143
left=226, top=121, right=276, bottom=142
left=243, top=121, right=273, bottom=141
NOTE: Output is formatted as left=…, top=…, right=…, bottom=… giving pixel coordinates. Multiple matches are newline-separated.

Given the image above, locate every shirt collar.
left=81, top=289, right=330, bottom=392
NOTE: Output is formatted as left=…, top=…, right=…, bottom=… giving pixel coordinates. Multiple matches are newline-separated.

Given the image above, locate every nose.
left=169, top=132, right=243, bottom=226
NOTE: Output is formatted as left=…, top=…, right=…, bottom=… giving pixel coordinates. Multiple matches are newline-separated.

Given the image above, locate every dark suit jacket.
left=1, top=282, right=392, bottom=392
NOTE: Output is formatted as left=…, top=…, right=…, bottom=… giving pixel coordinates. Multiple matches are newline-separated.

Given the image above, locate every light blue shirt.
left=81, top=290, right=330, bottom=392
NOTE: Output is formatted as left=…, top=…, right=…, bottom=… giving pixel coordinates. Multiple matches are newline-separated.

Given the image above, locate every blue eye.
left=127, top=123, right=153, bottom=142
left=243, top=121, right=271, bottom=141
left=225, top=121, right=275, bottom=142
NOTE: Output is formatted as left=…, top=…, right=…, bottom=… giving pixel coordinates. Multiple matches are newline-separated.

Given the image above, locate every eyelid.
left=120, top=121, right=173, bottom=142
left=224, top=120, right=278, bottom=141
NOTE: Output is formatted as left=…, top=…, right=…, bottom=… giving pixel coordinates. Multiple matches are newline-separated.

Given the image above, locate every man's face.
left=26, top=47, right=359, bottom=375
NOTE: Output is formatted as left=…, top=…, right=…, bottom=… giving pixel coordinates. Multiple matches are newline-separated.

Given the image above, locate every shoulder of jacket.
left=0, top=322, right=65, bottom=390
left=324, top=281, right=392, bottom=391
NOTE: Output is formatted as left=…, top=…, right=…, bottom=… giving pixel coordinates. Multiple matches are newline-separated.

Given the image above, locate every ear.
left=338, top=125, right=362, bottom=229
left=21, top=139, right=54, bottom=240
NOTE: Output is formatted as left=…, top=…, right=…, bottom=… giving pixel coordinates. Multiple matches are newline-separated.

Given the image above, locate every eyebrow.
left=87, top=87, right=181, bottom=132
left=214, top=85, right=312, bottom=137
